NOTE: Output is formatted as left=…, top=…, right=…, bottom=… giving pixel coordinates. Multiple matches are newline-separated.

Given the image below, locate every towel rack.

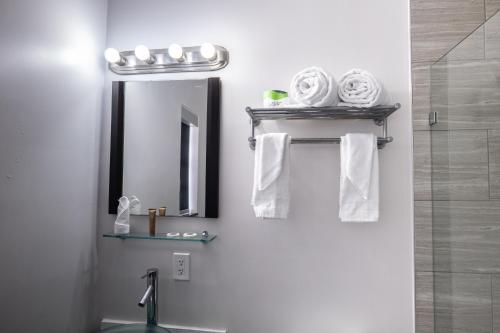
left=246, top=104, right=400, bottom=150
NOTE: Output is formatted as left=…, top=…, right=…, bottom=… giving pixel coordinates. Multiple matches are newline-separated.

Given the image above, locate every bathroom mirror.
left=109, top=78, right=220, bottom=218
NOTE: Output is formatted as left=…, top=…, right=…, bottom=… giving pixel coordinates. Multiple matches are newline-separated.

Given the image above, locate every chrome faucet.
left=138, top=268, right=159, bottom=326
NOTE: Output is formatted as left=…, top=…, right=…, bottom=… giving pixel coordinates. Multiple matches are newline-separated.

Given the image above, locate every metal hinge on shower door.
left=429, top=111, right=438, bottom=126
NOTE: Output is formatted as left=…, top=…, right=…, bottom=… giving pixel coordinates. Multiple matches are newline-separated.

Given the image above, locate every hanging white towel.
left=251, top=133, right=291, bottom=219
left=339, top=133, right=379, bottom=222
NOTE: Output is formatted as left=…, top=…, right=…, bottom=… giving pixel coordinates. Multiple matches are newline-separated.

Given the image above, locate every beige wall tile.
left=415, top=201, right=433, bottom=272
left=487, top=0, right=500, bottom=19
left=486, top=11, right=500, bottom=59
left=430, top=60, right=500, bottom=130
left=411, top=0, right=485, bottom=63
left=416, top=272, right=435, bottom=333
left=414, top=131, right=432, bottom=200
left=433, top=201, right=500, bottom=272
left=488, top=130, right=500, bottom=198
left=492, top=274, right=500, bottom=332
left=434, top=272, right=492, bottom=333
left=431, top=130, right=489, bottom=200
left=412, top=63, right=432, bottom=130
left=443, top=26, right=484, bottom=62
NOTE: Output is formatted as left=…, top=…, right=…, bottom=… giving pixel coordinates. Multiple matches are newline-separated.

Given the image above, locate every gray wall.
left=0, top=0, right=106, bottom=332
left=98, top=1, right=414, bottom=333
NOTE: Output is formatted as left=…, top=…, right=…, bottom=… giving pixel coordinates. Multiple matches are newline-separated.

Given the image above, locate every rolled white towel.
left=338, top=69, right=388, bottom=107
left=290, top=66, right=338, bottom=107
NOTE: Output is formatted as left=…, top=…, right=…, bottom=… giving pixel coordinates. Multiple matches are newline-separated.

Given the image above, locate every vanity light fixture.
left=168, top=43, right=184, bottom=61
left=104, top=48, right=126, bottom=66
left=200, top=42, right=216, bottom=60
left=104, top=43, right=229, bottom=75
left=134, top=45, right=156, bottom=64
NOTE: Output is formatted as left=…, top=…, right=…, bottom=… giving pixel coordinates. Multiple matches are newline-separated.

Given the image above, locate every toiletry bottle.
left=148, top=209, right=157, bottom=235
left=159, top=207, right=167, bottom=216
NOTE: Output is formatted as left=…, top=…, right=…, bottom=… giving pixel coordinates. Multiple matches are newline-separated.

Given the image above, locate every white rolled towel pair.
left=338, top=69, right=388, bottom=107
left=290, top=67, right=387, bottom=108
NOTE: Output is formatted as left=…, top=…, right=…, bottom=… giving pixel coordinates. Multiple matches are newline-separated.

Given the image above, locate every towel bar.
left=246, top=104, right=400, bottom=150
left=248, top=136, right=393, bottom=149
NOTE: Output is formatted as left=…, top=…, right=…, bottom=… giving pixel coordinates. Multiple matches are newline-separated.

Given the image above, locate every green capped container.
left=263, top=90, right=289, bottom=107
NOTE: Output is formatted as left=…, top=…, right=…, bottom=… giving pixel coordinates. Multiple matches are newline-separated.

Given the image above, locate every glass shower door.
left=430, top=10, right=500, bottom=333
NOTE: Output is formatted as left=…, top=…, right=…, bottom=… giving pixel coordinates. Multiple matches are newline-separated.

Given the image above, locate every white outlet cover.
left=173, top=252, right=190, bottom=280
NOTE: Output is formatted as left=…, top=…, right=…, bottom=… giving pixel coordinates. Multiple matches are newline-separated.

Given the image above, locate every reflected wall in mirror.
left=109, top=78, right=220, bottom=218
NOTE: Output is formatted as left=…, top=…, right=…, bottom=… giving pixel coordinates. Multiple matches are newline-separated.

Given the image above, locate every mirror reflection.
left=109, top=78, right=220, bottom=218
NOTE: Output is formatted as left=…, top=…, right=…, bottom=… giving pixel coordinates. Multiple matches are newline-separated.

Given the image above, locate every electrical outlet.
left=173, top=252, right=190, bottom=280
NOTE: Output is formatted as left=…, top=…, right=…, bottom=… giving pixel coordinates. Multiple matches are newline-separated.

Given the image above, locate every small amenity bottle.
left=148, top=208, right=157, bottom=235
left=159, top=207, right=167, bottom=216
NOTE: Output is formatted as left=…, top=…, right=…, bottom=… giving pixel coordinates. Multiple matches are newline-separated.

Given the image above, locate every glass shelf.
left=103, top=232, right=217, bottom=243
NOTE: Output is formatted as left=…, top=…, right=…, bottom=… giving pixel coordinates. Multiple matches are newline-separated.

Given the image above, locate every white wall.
left=98, top=1, right=414, bottom=332
left=0, top=0, right=106, bottom=332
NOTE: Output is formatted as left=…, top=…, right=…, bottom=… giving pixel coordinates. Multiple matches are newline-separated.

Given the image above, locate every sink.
left=100, top=324, right=172, bottom=333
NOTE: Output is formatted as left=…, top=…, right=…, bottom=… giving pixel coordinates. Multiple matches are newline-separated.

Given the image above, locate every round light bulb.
left=104, top=48, right=122, bottom=64
left=200, top=43, right=216, bottom=60
left=168, top=43, right=184, bottom=60
left=135, top=45, right=151, bottom=62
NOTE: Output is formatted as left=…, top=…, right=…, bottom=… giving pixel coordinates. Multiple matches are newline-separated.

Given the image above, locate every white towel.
left=338, top=69, right=387, bottom=107
left=129, top=195, right=142, bottom=215
left=251, top=133, right=291, bottom=219
left=290, top=66, right=339, bottom=107
left=114, top=196, right=131, bottom=234
left=339, top=133, right=379, bottom=222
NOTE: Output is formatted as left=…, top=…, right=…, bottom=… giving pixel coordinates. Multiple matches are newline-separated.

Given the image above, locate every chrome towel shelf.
left=246, top=104, right=400, bottom=150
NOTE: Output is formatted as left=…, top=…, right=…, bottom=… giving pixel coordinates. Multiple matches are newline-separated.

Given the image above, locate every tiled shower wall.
left=412, top=1, right=500, bottom=332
